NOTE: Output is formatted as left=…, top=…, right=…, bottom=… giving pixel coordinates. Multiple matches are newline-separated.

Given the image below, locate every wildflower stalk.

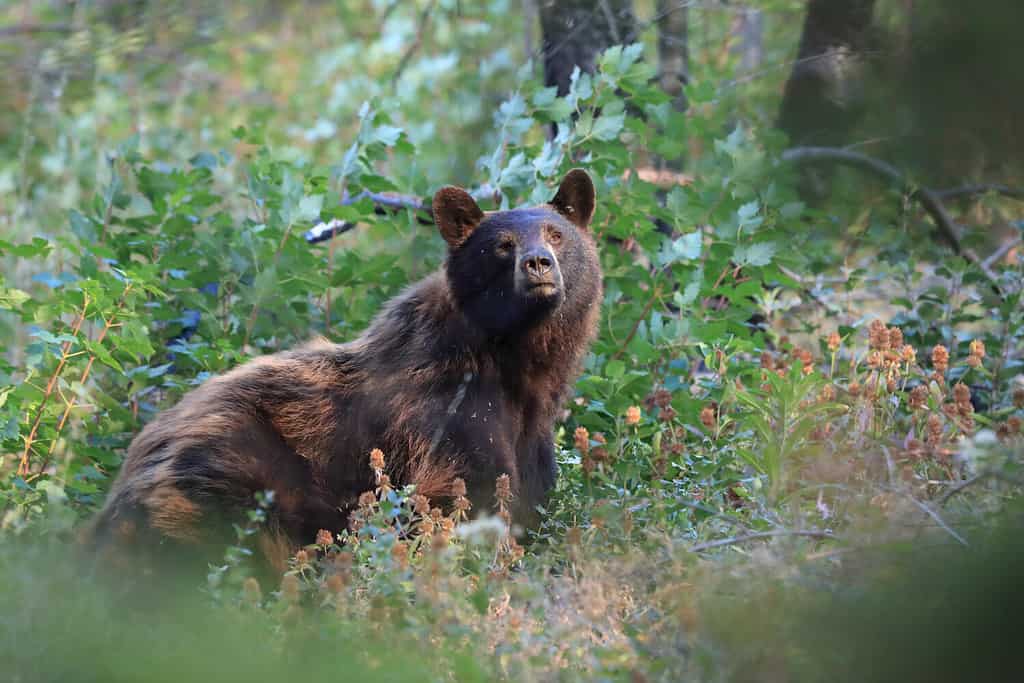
left=18, top=294, right=90, bottom=476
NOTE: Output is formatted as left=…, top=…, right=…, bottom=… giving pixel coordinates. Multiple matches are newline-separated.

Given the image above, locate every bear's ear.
left=549, top=168, right=596, bottom=229
left=433, top=186, right=484, bottom=248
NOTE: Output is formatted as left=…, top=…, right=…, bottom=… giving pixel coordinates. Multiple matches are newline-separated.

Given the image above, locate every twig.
left=304, top=185, right=496, bottom=244
left=689, top=529, right=837, bottom=553
left=610, top=286, right=662, bottom=360
left=18, top=296, right=90, bottom=476
left=902, top=494, right=968, bottom=546
left=390, top=0, right=436, bottom=88
left=780, top=147, right=962, bottom=253
left=935, top=184, right=1024, bottom=202
left=983, top=238, right=1021, bottom=270
left=780, top=146, right=1005, bottom=293
left=936, top=472, right=993, bottom=506
left=0, top=23, right=72, bottom=37
left=39, top=286, right=132, bottom=474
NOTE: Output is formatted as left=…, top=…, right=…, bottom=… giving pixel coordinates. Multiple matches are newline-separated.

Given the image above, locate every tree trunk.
left=656, top=0, right=688, bottom=113
left=776, top=0, right=876, bottom=148
left=539, top=0, right=635, bottom=95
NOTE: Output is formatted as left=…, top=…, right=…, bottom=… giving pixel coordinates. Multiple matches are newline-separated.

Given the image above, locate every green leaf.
left=297, top=194, right=325, bottom=223
left=734, top=242, right=776, bottom=266
left=0, top=288, right=30, bottom=310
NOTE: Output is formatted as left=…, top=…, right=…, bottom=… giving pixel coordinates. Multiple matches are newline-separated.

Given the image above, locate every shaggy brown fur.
left=88, top=169, right=603, bottom=567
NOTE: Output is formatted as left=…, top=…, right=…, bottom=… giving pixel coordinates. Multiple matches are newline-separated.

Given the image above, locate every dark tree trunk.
left=656, top=0, right=688, bottom=114
left=539, top=0, right=635, bottom=95
left=776, top=0, right=876, bottom=148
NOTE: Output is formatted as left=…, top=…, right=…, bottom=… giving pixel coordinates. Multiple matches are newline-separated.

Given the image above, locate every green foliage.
left=2, top=2, right=1024, bottom=680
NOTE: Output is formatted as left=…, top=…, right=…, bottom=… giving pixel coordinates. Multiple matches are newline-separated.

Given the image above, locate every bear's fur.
left=89, top=169, right=603, bottom=570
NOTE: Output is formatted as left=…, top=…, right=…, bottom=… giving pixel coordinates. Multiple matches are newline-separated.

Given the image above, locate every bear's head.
left=434, top=169, right=601, bottom=338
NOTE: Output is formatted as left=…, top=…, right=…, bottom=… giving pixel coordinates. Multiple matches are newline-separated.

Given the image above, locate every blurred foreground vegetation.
left=1, top=1, right=1023, bottom=680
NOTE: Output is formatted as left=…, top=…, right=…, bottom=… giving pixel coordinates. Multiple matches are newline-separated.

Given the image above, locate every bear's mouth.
left=526, top=282, right=559, bottom=297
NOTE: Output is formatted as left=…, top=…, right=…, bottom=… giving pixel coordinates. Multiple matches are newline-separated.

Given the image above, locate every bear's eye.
left=548, top=229, right=563, bottom=246
left=496, top=238, right=515, bottom=256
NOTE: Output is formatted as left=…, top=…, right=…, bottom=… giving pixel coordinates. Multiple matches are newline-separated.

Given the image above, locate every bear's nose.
left=520, top=249, right=554, bottom=278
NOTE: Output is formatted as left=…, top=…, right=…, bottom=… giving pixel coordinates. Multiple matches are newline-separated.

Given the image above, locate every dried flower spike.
left=931, top=345, right=949, bottom=374
left=369, top=448, right=385, bottom=472
left=495, top=474, right=512, bottom=504
left=316, top=528, right=334, bottom=547
left=700, top=405, right=716, bottom=430
left=242, top=577, right=262, bottom=604
left=909, top=385, right=927, bottom=410
left=573, top=426, right=590, bottom=454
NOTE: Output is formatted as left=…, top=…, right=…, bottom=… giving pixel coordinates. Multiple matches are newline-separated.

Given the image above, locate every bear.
left=88, top=168, right=603, bottom=572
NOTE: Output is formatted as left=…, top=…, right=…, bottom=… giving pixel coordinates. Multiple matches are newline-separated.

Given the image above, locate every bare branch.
left=935, top=184, right=1024, bottom=202
left=689, top=529, right=837, bottom=553
left=780, top=146, right=1006, bottom=294
left=781, top=146, right=961, bottom=251
left=0, top=23, right=72, bottom=37
left=390, top=0, right=437, bottom=88
left=305, top=186, right=499, bottom=244
left=936, top=472, right=994, bottom=506
left=902, top=493, right=968, bottom=546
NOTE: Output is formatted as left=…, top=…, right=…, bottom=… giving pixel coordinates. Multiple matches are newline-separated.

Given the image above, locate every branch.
left=0, top=23, right=72, bottom=37
left=781, top=146, right=962, bottom=253
left=901, top=492, right=968, bottom=546
left=936, top=472, right=995, bottom=506
left=780, top=147, right=1005, bottom=294
left=935, top=184, right=1024, bottom=202
left=688, top=529, right=837, bottom=553
left=304, top=186, right=499, bottom=244
left=390, top=0, right=436, bottom=87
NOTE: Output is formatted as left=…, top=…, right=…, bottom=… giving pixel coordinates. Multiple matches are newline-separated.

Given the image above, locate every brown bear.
left=89, top=169, right=603, bottom=570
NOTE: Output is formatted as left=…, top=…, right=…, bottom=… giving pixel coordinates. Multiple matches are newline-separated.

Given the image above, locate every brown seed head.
left=316, top=529, right=334, bottom=547
left=909, top=385, right=928, bottom=410
left=369, top=448, right=385, bottom=472
left=931, top=345, right=949, bottom=373
left=280, top=574, right=301, bottom=604
left=593, top=432, right=607, bottom=445
left=294, top=549, right=311, bottom=567
left=625, top=405, right=642, bottom=426
left=700, top=405, right=716, bottom=430
left=410, top=494, right=430, bottom=515
left=869, top=320, right=890, bottom=350
left=451, top=477, right=467, bottom=498
left=889, top=327, right=904, bottom=350
left=325, top=574, right=345, bottom=595
left=659, top=406, right=678, bottom=421
left=574, top=426, right=590, bottom=454
left=953, top=382, right=971, bottom=408
left=242, top=577, right=262, bottom=604
left=654, top=389, right=673, bottom=408
left=392, top=541, right=409, bottom=568
left=358, top=491, right=377, bottom=509
left=1007, top=415, right=1022, bottom=434
left=495, top=474, right=512, bottom=505
left=927, top=413, right=943, bottom=444
left=969, top=339, right=986, bottom=359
